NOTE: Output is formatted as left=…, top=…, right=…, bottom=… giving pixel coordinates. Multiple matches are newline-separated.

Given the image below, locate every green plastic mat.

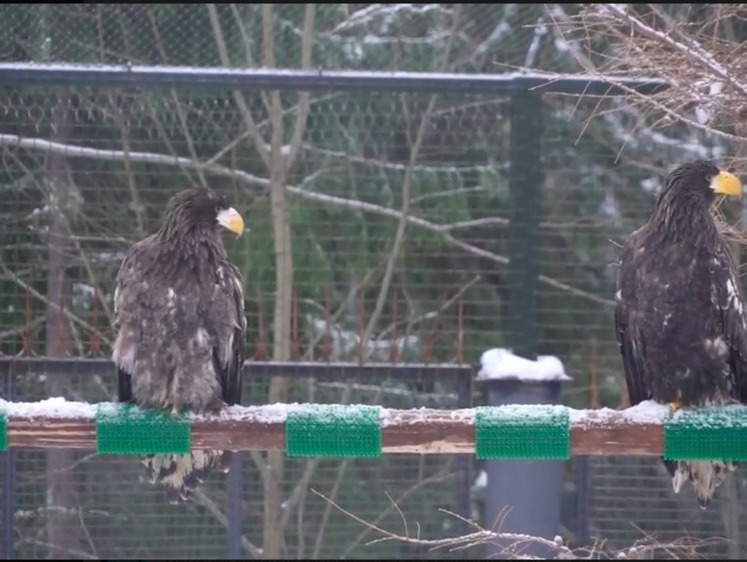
left=286, top=404, right=382, bottom=457
left=475, top=405, right=570, bottom=459
left=96, top=403, right=191, bottom=455
left=0, top=405, right=6, bottom=452
left=664, top=406, right=747, bottom=461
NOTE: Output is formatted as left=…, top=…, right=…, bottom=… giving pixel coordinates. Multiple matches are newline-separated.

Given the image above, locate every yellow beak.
left=217, top=207, right=245, bottom=237
left=712, top=170, right=742, bottom=196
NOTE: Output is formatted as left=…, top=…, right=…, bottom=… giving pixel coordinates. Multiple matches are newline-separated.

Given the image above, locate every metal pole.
left=483, top=380, right=565, bottom=559
left=575, top=456, right=592, bottom=547
left=507, top=90, right=543, bottom=361
left=454, top=367, right=473, bottom=552
left=226, top=450, right=244, bottom=558
left=482, top=90, right=562, bottom=559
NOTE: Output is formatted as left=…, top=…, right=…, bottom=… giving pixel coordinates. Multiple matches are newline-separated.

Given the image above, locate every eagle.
left=615, top=160, right=744, bottom=508
left=112, top=187, right=246, bottom=503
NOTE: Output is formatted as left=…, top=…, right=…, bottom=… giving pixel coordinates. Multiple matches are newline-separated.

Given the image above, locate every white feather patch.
left=195, top=328, right=210, bottom=347
left=113, top=331, right=137, bottom=373
left=704, top=337, right=728, bottom=358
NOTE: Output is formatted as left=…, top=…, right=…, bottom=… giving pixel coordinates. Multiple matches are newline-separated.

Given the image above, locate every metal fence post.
left=507, top=89, right=543, bottom=361
left=480, top=89, right=563, bottom=559
left=454, top=367, right=473, bottom=550
left=483, top=379, right=565, bottom=559
left=226, top=452, right=244, bottom=558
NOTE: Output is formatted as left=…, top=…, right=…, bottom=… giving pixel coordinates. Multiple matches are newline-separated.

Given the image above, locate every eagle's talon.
left=669, top=400, right=684, bottom=412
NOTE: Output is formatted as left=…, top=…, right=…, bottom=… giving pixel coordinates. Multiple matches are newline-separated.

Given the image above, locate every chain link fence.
left=0, top=3, right=746, bottom=559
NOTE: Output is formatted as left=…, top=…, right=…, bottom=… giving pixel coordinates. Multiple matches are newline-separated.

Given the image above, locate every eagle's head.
left=162, top=188, right=245, bottom=239
left=663, top=160, right=742, bottom=203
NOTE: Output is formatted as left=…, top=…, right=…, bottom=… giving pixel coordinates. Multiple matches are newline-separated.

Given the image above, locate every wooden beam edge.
left=1, top=404, right=668, bottom=455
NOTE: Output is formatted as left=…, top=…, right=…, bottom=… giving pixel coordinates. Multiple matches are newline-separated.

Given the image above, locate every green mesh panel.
left=96, top=403, right=191, bottom=455
left=475, top=405, right=570, bottom=459
left=664, top=406, right=747, bottom=461
left=286, top=404, right=381, bottom=457
left=0, top=405, right=6, bottom=452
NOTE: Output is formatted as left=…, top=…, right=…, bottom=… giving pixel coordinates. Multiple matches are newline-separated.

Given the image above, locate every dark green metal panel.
left=507, top=90, right=544, bottom=360
left=0, top=64, right=669, bottom=95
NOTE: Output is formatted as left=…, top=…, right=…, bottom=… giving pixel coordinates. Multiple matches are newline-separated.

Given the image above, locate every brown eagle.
left=112, top=187, right=246, bottom=502
left=615, top=160, right=744, bottom=508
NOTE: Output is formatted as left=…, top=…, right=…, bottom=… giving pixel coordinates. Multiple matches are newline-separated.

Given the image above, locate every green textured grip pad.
left=664, top=406, right=747, bottom=461
left=475, top=405, right=570, bottom=459
left=0, top=407, right=6, bottom=452
left=96, top=403, right=191, bottom=455
left=286, top=405, right=381, bottom=457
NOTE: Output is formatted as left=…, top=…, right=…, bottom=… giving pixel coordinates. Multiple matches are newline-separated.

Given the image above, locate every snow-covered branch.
left=596, top=4, right=747, bottom=99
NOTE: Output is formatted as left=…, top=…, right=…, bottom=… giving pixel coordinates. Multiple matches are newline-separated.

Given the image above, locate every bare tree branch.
left=192, top=489, right=263, bottom=558
left=148, top=8, right=209, bottom=188
left=376, top=274, right=481, bottom=342
left=206, top=3, right=271, bottom=167
left=0, top=132, right=614, bottom=307
left=228, top=3, right=272, bottom=115
left=286, top=4, right=315, bottom=168
left=362, top=4, right=465, bottom=350
left=596, top=4, right=747, bottom=98
left=0, top=255, right=111, bottom=346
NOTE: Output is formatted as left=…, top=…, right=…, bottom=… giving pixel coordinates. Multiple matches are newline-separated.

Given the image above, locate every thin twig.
left=0, top=315, right=47, bottom=342
left=339, top=468, right=456, bottom=558
left=286, top=4, right=315, bottom=168
left=192, top=488, right=263, bottom=559
left=376, top=274, right=481, bottom=342
left=361, top=4, right=464, bottom=349
left=597, top=4, right=747, bottom=98
left=0, top=256, right=111, bottom=346
left=206, top=3, right=271, bottom=167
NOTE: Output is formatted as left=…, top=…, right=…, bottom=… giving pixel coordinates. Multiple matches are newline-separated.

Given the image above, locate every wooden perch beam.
left=1, top=401, right=668, bottom=455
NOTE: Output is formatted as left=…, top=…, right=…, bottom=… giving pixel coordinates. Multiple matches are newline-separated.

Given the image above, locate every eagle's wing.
left=210, top=262, right=245, bottom=406
left=615, top=231, right=651, bottom=406
left=615, top=296, right=650, bottom=406
left=113, top=240, right=246, bottom=410
left=710, top=243, right=747, bottom=404
left=113, top=238, right=155, bottom=404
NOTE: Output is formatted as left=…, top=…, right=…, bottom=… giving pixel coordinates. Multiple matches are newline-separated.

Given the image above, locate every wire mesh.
left=0, top=5, right=549, bottom=72
left=0, top=2, right=746, bottom=560
left=1, top=362, right=471, bottom=559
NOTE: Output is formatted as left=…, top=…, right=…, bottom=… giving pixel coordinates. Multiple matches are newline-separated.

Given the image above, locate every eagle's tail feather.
left=664, top=458, right=736, bottom=509
left=142, top=450, right=232, bottom=503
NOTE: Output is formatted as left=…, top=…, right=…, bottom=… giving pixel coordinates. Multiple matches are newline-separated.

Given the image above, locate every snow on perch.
left=0, top=396, right=97, bottom=419
left=476, top=348, right=572, bottom=382
left=568, top=400, right=670, bottom=427
left=0, top=398, right=741, bottom=457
